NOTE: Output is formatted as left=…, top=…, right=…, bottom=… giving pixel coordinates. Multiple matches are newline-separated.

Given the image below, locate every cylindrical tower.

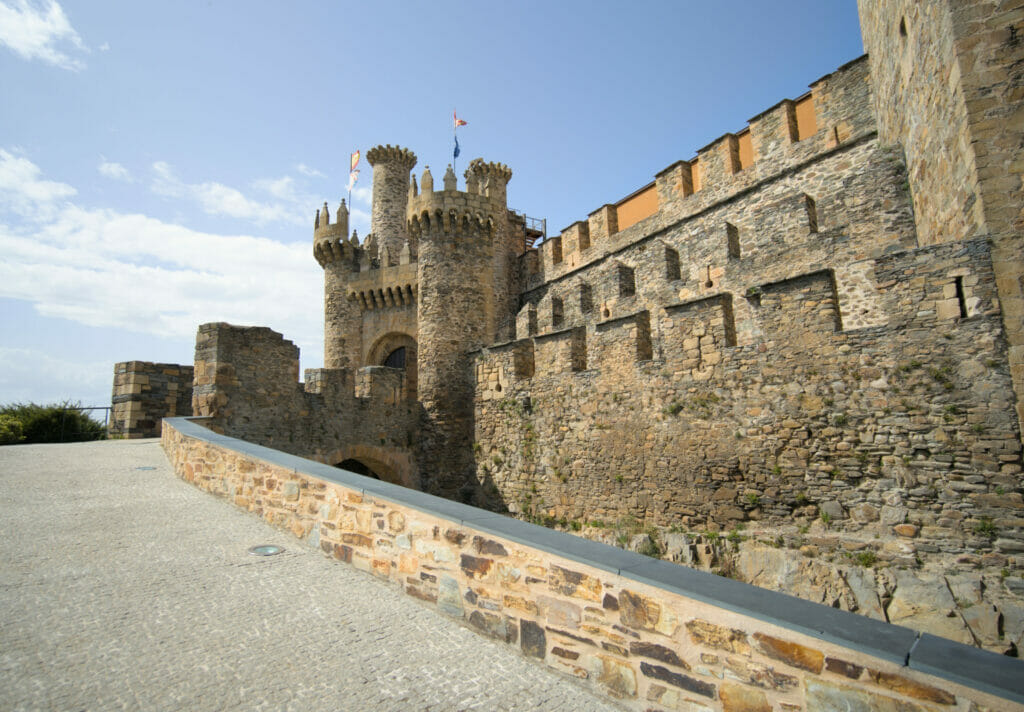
left=409, top=186, right=502, bottom=498
left=366, top=145, right=417, bottom=266
left=314, top=200, right=361, bottom=370
left=465, top=159, right=516, bottom=341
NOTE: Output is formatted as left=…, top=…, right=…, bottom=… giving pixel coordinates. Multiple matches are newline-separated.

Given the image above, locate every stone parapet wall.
left=519, top=137, right=916, bottom=347
left=108, top=361, right=193, bottom=438
left=531, top=55, right=876, bottom=283
left=161, top=417, right=1024, bottom=711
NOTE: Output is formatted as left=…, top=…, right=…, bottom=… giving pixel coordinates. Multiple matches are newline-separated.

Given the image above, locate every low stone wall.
left=162, top=417, right=1024, bottom=712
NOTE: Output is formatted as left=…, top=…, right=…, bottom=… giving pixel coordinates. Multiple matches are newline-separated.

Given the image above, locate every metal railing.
left=60, top=406, right=111, bottom=441
left=511, top=209, right=546, bottom=246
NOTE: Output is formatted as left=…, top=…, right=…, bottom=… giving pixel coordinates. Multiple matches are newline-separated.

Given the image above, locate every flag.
left=350, top=151, right=360, bottom=172
left=454, top=110, right=467, bottom=129
left=453, top=135, right=461, bottom=159
left=347, top=169, right=359, bottom=193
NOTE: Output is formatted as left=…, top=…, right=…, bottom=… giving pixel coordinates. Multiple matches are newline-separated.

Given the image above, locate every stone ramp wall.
left=162, top=417, right=1023, bottom=711
left=109, top=361, right=193, bottom=438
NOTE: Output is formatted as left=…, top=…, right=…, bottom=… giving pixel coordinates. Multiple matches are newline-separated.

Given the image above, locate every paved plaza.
left=0, top=439, right=621, bottom=711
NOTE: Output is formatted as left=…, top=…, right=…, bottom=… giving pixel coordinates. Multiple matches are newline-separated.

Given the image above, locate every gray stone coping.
left=165, top=417, right=1024, bottom=705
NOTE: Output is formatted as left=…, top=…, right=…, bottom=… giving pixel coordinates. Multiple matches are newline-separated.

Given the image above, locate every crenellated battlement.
left=346, top=262, right=418, bottom=311
left=534, top=55, right=872, bottom=274
left=365, top=144, right=417, bottom=171
left=405, top=160, right=512, bottom=243
left=313, top=199, right=355, bottom=267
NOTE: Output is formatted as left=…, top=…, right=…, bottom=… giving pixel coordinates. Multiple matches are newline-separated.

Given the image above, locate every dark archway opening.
left=337, top=458, right=381, bottom=480
left=383, top=347, right=406, bottom=369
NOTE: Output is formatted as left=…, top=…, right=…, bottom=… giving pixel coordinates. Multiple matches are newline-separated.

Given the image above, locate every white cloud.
left=0, top=347, right=112, bottom=408
left=97, top=158, right=132, bottom=182
left=0, top=148, right=76, bottom=217
left=254, top=175, right=299, bottom=202
left=351, top=184, right=371, bottom=205
left=295, top=163, right=325, bottom=178
left=150, top=161, right=300, bottom=225
left=0, top=0, right=88, bottom=71
left=0, top=149, right=323, bottom=352
left=98, top=41, right=108, bottom=51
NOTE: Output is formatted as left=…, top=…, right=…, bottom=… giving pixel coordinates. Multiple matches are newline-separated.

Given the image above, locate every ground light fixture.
left=248, top=544, right=284, bottom=556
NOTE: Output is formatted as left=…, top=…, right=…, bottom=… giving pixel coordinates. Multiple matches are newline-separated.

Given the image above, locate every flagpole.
left=453, top=109, right=457, bottom=176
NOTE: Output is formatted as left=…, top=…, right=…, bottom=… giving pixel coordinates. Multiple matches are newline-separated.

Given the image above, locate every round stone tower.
left=366, top=145, right=417, bottom=265
left=466, top=158, right=517, bottom=341
left=408, top=161, right=513, bottom=497
left=313, top=199, right=361, bottom=370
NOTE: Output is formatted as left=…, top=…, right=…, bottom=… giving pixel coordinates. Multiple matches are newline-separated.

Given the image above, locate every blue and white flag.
left=453, top=134, right=461, bottom=159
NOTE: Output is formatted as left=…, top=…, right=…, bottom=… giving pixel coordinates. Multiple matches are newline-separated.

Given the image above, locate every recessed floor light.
left=248, top=545, right=284, bottom=556
left=134, top=466, right=156, bottom=471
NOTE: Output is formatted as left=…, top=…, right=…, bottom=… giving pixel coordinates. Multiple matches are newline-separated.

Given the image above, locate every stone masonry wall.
left=859, top=0, right=987, bottom=247
left=476, top=238, right=1022, bottom=561
left=109, top=361, right=193, bottom=438
left=190, top=323, right=419, bottom=487
left=162, top=418, right=1024, bottom=712
left=859, top=0, right=1024, bottom=446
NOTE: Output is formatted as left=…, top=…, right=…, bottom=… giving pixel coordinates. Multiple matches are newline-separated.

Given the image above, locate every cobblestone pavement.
left=0, top=440, right=622, bottom=712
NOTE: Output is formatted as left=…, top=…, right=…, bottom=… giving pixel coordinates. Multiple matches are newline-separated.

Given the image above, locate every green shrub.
left=0, top=402, right=105, bottom=444
left=0, top=414, right=25, bottom=445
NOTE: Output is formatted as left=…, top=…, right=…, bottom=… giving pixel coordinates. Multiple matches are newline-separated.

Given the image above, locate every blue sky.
left=0, top=0, right=864, bottom=412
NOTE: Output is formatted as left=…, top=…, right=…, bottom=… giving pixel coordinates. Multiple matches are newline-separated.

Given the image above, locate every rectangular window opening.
left=955, top=276, right=968, bottom=318
left=552, top=297, right=564, bottom=329
left=579, top=283, right=594, bottom=315
left=665, top=246, right=681, bottom=281
left=804, top=195, right=818, bottom=234
left=726, top=223, right=741, bottom=259
left=618, top=264, right=636, bottom=298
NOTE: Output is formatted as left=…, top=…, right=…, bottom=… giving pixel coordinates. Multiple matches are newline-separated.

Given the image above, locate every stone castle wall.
left=110, top=0, right=1024, bottom=655
left=476, top=236, right=1022, bottom=548
left=109, top=361, right=193, bottom=438
left=860, top=0, right=1024, bottom=440
left=468, top=50, right=1023, bottom=561
left=191, top=323, right=419, bottom=487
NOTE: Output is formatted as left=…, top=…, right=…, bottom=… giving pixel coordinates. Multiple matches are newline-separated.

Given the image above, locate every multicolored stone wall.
left=108, top=361, right=193, bottom=438
left=161, top=417, right=1024, bottom=711
left=530, top=56, right=877, bottom=287
left=475, top=238, right=1022, bottom=560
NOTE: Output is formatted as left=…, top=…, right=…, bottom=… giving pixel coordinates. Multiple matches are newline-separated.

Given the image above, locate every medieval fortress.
left=112, top=1, right=1024, bottom=653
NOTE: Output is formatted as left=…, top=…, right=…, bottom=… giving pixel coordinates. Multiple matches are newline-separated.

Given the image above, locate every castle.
left=112, top=0, right=1024, bottom=651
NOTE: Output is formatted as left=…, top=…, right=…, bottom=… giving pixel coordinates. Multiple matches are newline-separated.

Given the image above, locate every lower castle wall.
left=190, top=323, right=419, bottom=487
left=475, top=239, right=1024, bottom=561
left=161, top=417, right=1024, bottom=712
left=109, top=361, right=193, bottom=438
